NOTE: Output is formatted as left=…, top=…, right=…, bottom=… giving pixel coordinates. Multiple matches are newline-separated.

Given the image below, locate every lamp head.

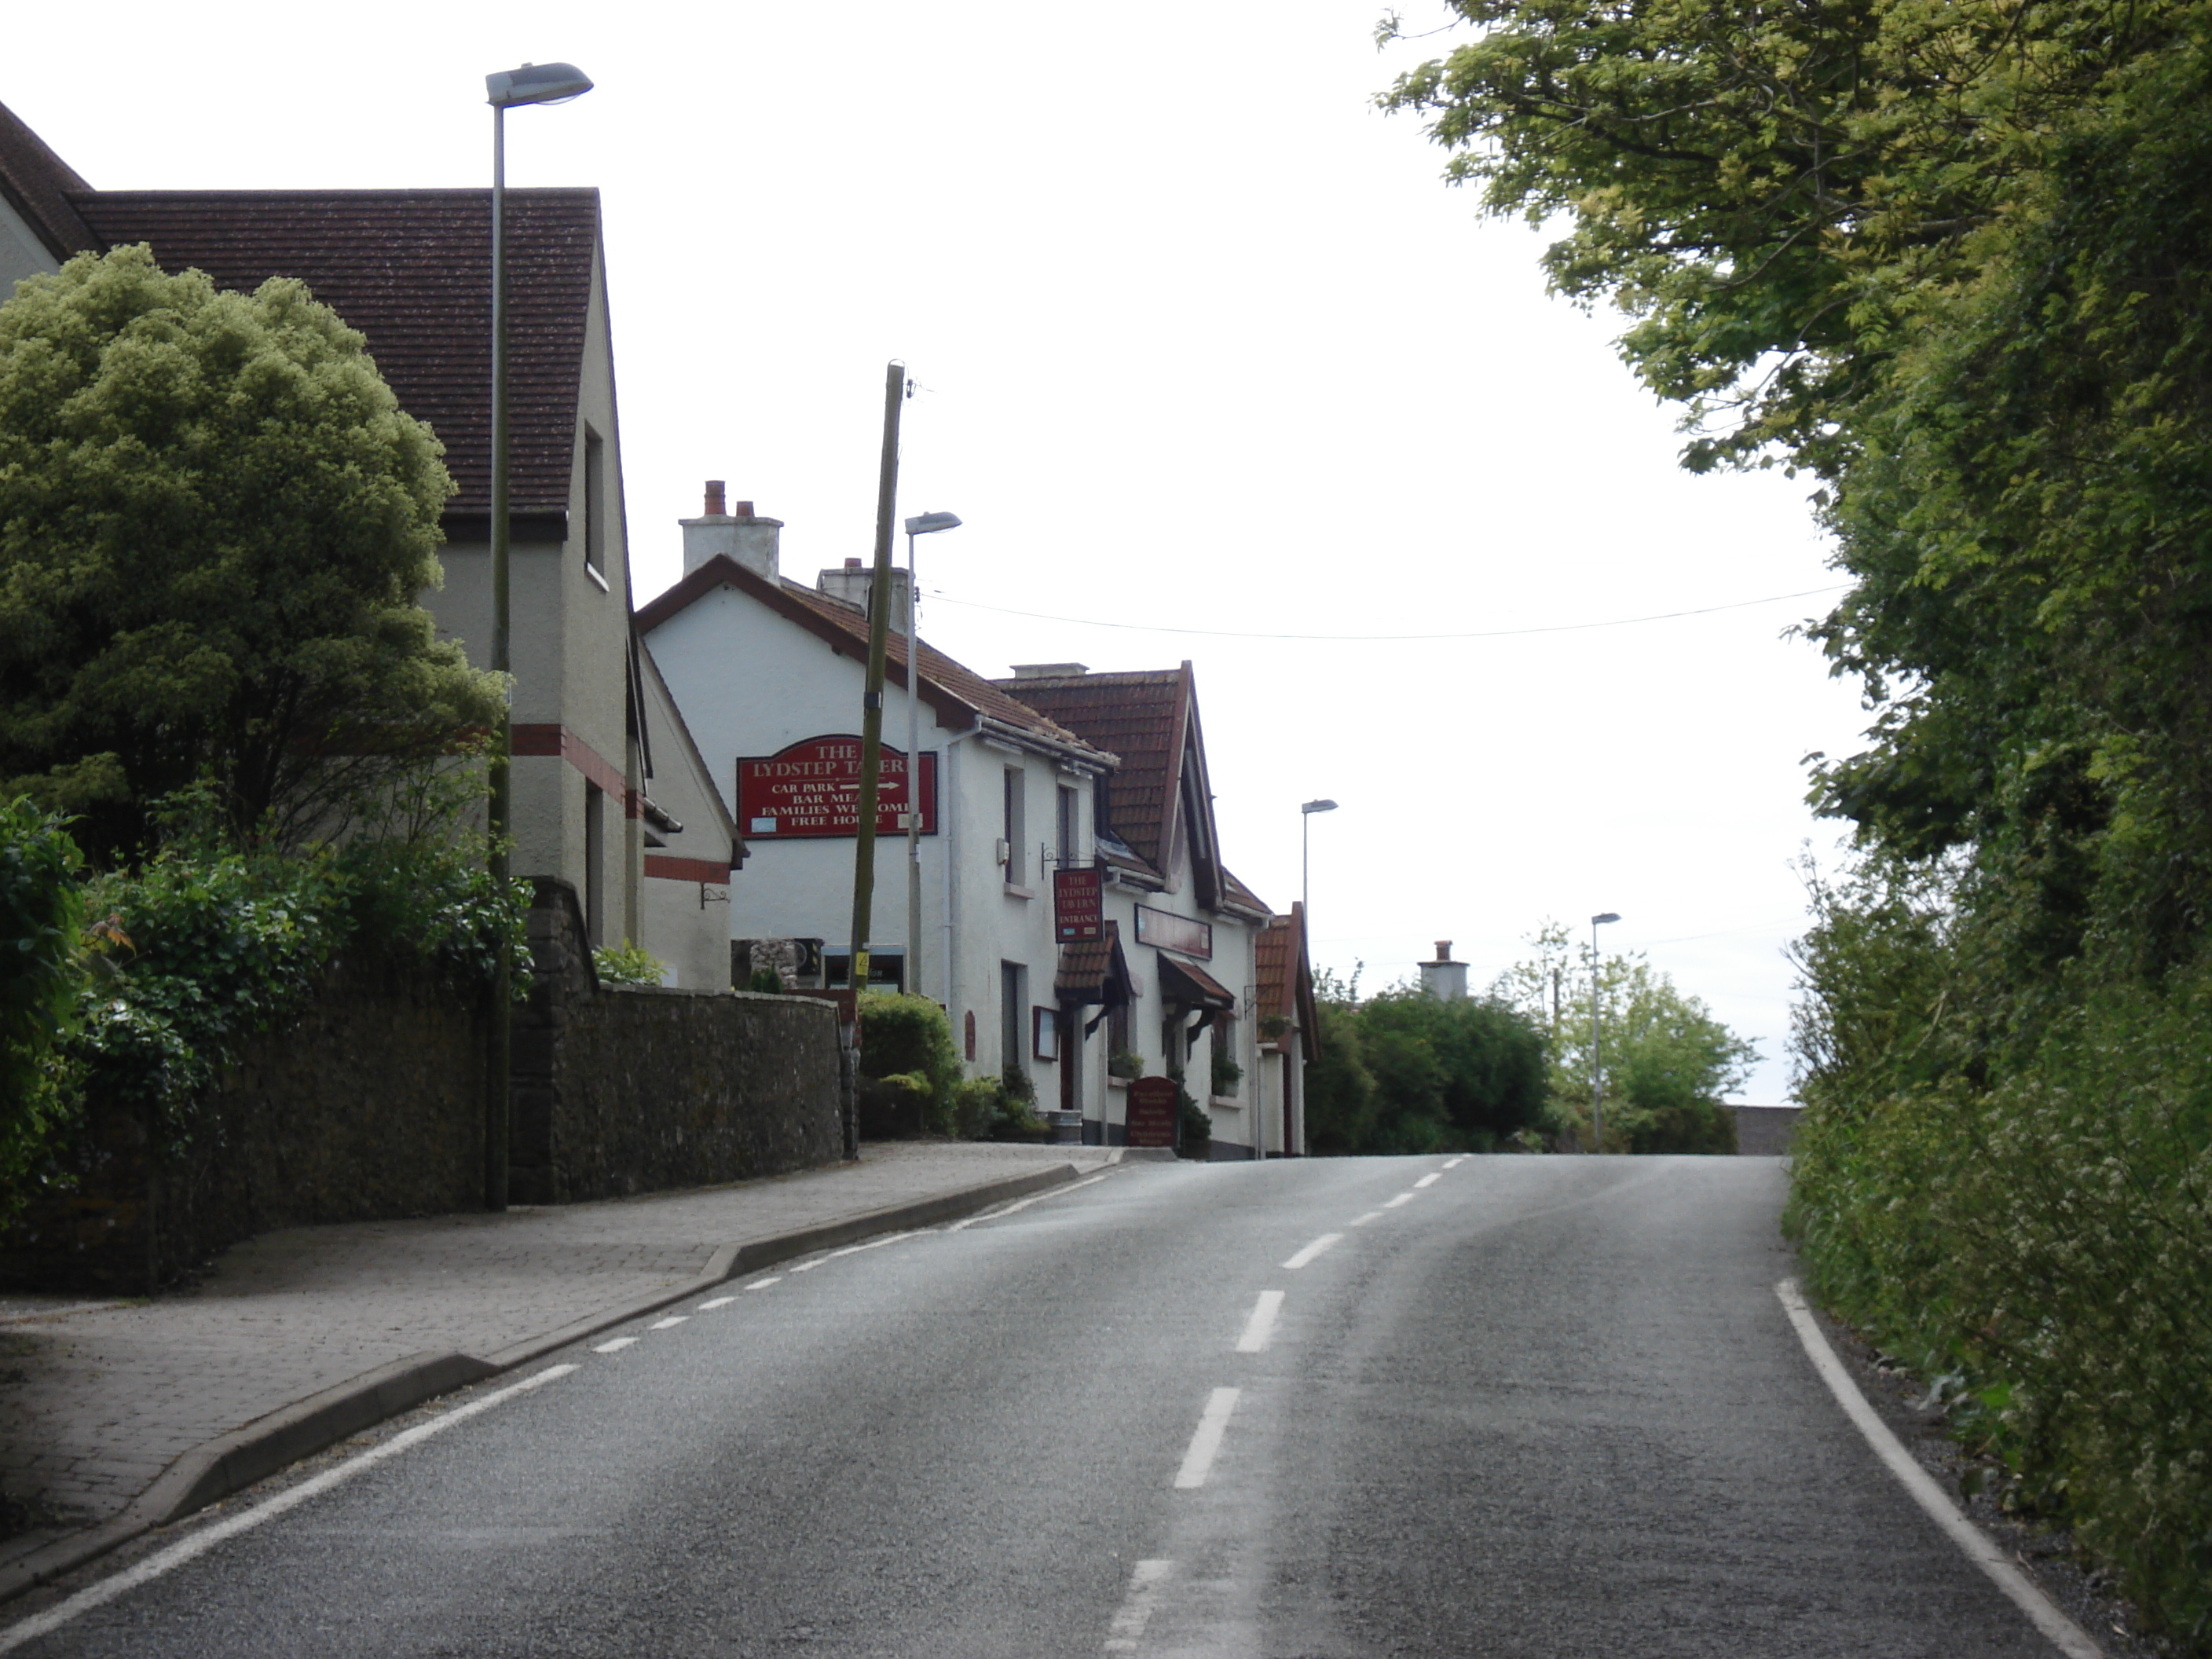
left=904, top=511, right=962, bottom=536
left=1591, top=912, right=1621, bottom=925
left=488, top=62, right=595, bottom=108
left=1301, top=799, right=1339, bottom=815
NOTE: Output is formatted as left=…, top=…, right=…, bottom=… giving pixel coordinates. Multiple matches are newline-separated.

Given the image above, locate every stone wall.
left=509, top=881, right=844, bottom=1203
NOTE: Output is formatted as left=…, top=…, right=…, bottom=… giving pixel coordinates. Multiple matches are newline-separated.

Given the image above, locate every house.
left=0, top=99, right=737, bottom=984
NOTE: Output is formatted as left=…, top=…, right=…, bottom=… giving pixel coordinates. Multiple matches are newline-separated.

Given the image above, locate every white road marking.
left=1349, top=1210, right=1386, bottom=1226
left=1443, top=1156, right=1467, bottom=1169
left=696, top=1296, right=736, bottom=1310
left=789, top=1230, right=925, bottom=1270
left=1280, top=1234, right=1342, bottom=1270
left=1236, top=1291, right=1285, bottom=1353
left=947, top=1170, right=1115, bottom=1231
left=0, top=1364, right=579, bottom=1654
left=649, top=1316, right=687, bottom=1330
left=1174, top=1388, right=1241, bottom=1489
left=745, top=1277, right=782, bottom=1291
left=1774, top=1281, right=2105, bottom=1659
left=593, top=1338, right=638, bottom=1353
left=1103, top=1557, right=1174, bottom=1652
left=1382, top=1192, right=1415, bottom=1209
left=1414, top=1172, right=1441, bottom=1188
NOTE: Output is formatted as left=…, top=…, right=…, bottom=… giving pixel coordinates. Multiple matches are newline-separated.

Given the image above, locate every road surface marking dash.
left=1103, top=1558, right=1174, bottom=1652
left=1349, top=1210, right=1386, bottom=1226
left=696, top=1296, right=736, bottom=1310
left=593, top=1338, right=638, bottom=1353
left=1281, top=1233, right=1342, bottom=1270
left=1236, top=1290, right=1285, bottom=1353
left=1774, top=1280, right=2104, bottom=1659
left=0, top=1364, right=578, bottom=1654
left=745, top=1277, right=782, bottom=1291
left=1382, top=1192, right=1415, bottom=1209
left=1443, top=1156, right=1467, bottom=1169
left=1414, top=1172, right=1441, bottom=1188
left=1174, top=1388, right=1240, bottom=1489
left=650, top=1316, right=687, bottom=1330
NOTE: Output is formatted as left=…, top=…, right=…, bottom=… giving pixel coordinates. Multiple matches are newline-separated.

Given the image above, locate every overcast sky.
left=9, top=1, right=1869, bottom=1101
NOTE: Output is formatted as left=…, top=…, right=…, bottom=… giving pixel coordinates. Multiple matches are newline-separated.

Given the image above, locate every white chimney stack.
left=1419, top=939, right=1469, bottom=1002
left=680, top=481, right=782, bottom=581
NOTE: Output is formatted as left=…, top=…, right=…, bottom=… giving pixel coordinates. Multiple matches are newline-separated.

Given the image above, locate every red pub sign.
left=1053, top=866, right=1104, bottom=941
left=737, top=735, right=938, bottom=840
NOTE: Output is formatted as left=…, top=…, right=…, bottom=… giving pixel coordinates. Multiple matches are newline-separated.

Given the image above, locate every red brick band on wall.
left=510, top=723, right=639, bottom=815
left=645, top=855, right=731, bottom=884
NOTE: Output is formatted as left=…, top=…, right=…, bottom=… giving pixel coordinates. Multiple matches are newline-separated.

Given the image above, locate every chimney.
left=1009, top=663, right=1090, bottom=679
left=816, top=557, right=910, bottom=621
left=1418, top=939, right=1468, bottom=1002
left=680, top=482, right=783, bottom=580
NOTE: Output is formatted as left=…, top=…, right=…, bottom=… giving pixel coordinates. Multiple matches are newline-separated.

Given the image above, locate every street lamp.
left=482, top=60, right=592, bottom=1212
left=1590, top=911, right=1621, bottom=1152
left=901, top=511, right=961, bottom=995
left=1301, top=799, right=1338, bottom=969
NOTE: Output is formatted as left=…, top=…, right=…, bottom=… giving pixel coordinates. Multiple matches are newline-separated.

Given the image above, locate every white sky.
left=8, top=1, right=1870, bottom=1101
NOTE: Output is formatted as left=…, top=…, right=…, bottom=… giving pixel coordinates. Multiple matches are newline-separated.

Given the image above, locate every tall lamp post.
left=1589, top=911, right=1621, bottom=1152
left=483, top=60, right=592, bottom=1211
left=1301, top=798, right=1338, bottom=964
left=901, top=511, right=961, bottom=997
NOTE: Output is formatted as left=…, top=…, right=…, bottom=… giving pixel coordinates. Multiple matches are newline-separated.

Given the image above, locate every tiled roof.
left=635, top=555, right=1111, bottom=757
left=992, top=667, right=1194, bottom=875
left=0, top=99, right=97, bottom=258
left=1159, top=953, right=1236, bottom=1012
left=1221, top=866, right=1272, bottom=918
left=1055, top=921, right=1133, bottom=1006
left=1254, top=906, right=1318, bottom=1060
left=71, top=189, right=599, bottom=520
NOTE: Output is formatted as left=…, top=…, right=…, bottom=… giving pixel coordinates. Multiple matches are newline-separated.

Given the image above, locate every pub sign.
left=738, top=735, right=938, bottom=839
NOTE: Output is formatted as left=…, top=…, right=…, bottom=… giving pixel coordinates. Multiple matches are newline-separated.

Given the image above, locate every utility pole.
left=844, top=361, right=906, bottom=1155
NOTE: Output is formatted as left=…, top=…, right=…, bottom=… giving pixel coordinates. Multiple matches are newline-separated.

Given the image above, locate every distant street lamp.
left=482, top=60, right=592, bottom=1213
left=901, top=511, right=961, bottom=995
left=1301, top=799, right=1338, bottom=970
left=1590, top=911, right=1621, bottom=1152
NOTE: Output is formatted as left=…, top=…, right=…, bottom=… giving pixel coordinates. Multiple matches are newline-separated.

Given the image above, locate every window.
left=583, top=424, right=606, bottom=580
left=1057, top=784, right=1078, bottom=868
left=1000, top=962, right=1027, bottom=1077
left=584, top=782, right=607, bottom=949
left=1002, top=768, right=1027, bottom=886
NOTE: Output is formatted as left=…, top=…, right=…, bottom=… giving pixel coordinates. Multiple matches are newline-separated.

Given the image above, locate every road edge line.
left=1774, top=1279, right=2104, bottom=1659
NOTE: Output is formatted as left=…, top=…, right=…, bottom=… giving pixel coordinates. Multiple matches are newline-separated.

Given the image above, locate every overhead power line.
left=921, top=584, right=1850, bottom=642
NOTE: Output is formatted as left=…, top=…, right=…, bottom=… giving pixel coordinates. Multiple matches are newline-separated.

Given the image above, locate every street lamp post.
left=1590, top=911, right=1621, bottom=1152
left=1300, top=798, right=1338, bottom=961
left=482, top=60, right=592, bottom=1212
left=900, top=511, right=961, bottom=996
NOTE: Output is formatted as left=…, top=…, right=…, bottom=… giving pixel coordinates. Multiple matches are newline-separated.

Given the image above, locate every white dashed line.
left=1236, top=1291, right=1285, bottom=1353
left=696, top=1296, right=736, bottom=1310
left=649, top=1316, right=687, bottom=1331
left=947, top=1170, right=1115, bottom=1231
left=593, top=1337, right=638, bottom=1353
left=1103, top=1558, right=1174, bottom=1652
left=745, top=1277, right=781, bottom=1291
left=1443, top=1156, right=1467, bottom=1169
left=1414, top=1172, right=1441, bottom=1188
left=1382, top=1192, right=1415, bottom=1209
left=1349, top=1210, right=1386, bottom=1226
left=1174, top=1388, right=1241, bottom=1489
left=0, top=1364, right=579, bottom=1654
left=1280, top=1234, right=1342, bottom=1270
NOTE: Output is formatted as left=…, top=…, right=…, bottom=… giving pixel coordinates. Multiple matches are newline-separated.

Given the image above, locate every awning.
left=1057, top=921, right=1135, bottom=1009
left=1158, top=953, right=1236, bottom=1013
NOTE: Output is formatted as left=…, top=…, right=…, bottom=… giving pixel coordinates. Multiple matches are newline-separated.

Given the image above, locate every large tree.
left=0, top=245, right=502, bottom=859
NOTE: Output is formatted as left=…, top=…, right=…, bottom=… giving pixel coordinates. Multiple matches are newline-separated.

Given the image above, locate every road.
left=1, top=1155, right=2060, bottom=1657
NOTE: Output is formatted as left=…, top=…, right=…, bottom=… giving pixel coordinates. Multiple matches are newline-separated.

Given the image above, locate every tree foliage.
left=0, top=245, right=503, bottom=859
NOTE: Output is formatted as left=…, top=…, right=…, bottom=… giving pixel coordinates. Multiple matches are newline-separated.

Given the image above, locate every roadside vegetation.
left=1382, top=0, right=2212, bottom=1639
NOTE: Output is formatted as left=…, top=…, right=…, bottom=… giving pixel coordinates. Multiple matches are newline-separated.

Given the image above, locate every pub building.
left=639, top=485, right=1314, bottom=1156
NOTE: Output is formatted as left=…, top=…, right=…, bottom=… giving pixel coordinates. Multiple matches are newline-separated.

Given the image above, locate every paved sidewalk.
left=0, top=1141, right=1119, bottom=1571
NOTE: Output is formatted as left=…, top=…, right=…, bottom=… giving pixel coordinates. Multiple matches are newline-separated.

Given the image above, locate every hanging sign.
left=737, top=735, right=937, bottom=839
left=1053, top=866, right=1104, bottom=941
left=1125, top=1075, right=1178, bottom=1149
left=1134, top=903, right=1212, bottom=960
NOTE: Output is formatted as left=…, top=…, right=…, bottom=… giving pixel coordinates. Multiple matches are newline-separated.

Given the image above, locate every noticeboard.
left=1053, top=866, right=1104, bottom=941
left=1125, top=1075, right=1177, bottom=1149
left=737, top=735, right=937, bottom=839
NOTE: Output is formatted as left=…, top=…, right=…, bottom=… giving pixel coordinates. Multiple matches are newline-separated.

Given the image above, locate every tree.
left=1357, top=987, right=1547, bottom=1149
left=1494, top=923, right=1754, bottom=1152
left=0, top=245, right=503, bottom=859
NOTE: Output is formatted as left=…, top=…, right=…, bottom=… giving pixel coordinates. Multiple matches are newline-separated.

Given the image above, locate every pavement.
left=0, top=1139, right=1128, bottom=1602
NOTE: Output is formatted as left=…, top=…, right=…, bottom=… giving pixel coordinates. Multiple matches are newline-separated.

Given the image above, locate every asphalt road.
left=1, top=1155, right=2063, bottom=1657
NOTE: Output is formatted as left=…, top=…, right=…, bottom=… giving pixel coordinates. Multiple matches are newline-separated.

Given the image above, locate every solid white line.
left=0, top=1364, right=579, bottom=1654
left=947, top=1170, right=1115, bottom=1232
left=1348, top=1210, right=1386, bottom=1226
left=649, top=1316, right=687, bottom=1330
left=745, top=1277, right=782, bottom=1291
left=1236, top=1290, right=1285, bottom=1353
left=1382, top=1192, right=1415, bottom=1210
left=1102, top=1557, right=1174, bottom=1651
left=789, top=1230, right=924, bottom=1270
left=696, top=1296, right=736, bottom=1310
left=1174, top=1388, right=1241, bottom=1489
left=1414, top=1172, right=1441, bottom=1188
left=593, top=1337, right=638, bottom=1353
left=1280, top=1233, right=1342, bottom=1270
left=1774, top=1281, right=2104, bottom=1659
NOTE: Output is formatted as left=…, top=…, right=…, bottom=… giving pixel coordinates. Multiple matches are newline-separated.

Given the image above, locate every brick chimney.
left=680, top=482, right=782, bottom=580
left=1419, top=939, right=1468, bottom=1002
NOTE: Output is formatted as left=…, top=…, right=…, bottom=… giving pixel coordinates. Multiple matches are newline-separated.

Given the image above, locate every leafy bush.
left=592, top=940, right=667, bottom=987
left=991, top=1064, right=1049, bottom=1141
left=856, top=992, right=963, bottom=1132
left=1210, top=1042, right=1242, bottom=1098
left=0, top=798, right=92, bottom=1207
left=1108, top=1049, right=1144, bottom=1080
left=1172, top=1069, right=1210, bottom=1152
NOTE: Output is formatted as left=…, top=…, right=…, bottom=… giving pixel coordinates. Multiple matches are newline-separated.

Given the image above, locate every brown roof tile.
left=1254, top=906, right=1318, bottom=1060
left=994, top=668, right=1193, bottom=874
left=71, top=189, right=598, bottom=519
left=0, top=98, right=97, bottom=258
left=1056, top=921, right=1134, bottom=1006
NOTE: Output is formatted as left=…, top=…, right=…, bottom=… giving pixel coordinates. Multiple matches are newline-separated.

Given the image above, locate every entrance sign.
left=738, top=735, right=937, bottom=839
left=1125, top=1075, right=1177, bottom=1149
left=1053, top=866, right=1104, bottom=941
